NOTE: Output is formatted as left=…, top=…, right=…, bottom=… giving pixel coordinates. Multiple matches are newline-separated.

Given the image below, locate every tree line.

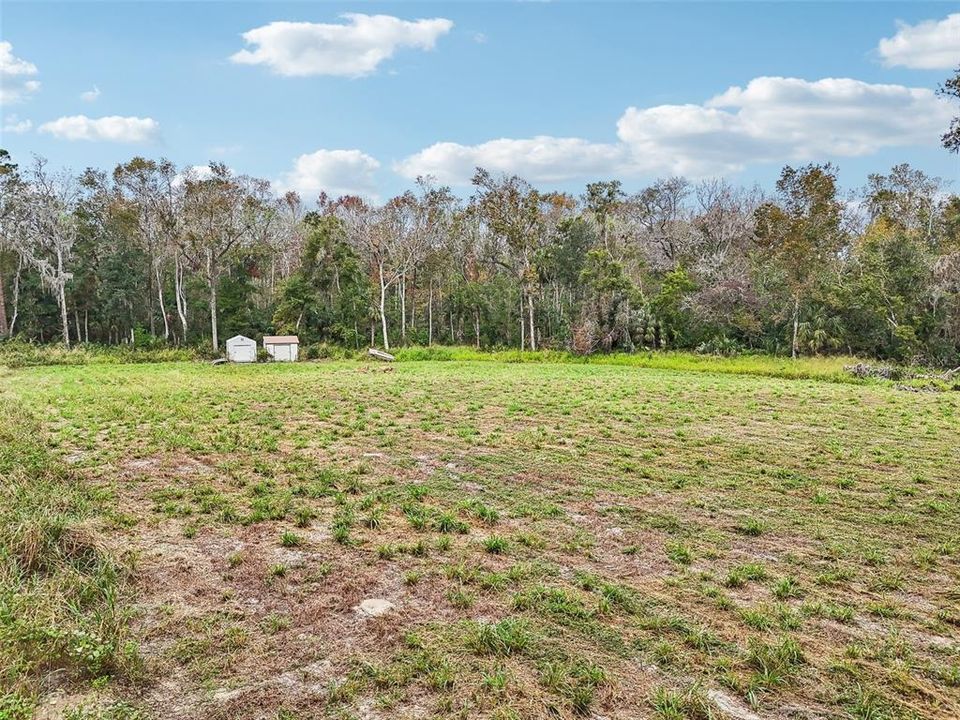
left=0, top=149, right=958, bottom=365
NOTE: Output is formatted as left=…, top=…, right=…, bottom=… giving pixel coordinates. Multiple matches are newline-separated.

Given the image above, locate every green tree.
left=274, top=212, right=368, bottom=344
left=754, top=164, right=844, bottom=358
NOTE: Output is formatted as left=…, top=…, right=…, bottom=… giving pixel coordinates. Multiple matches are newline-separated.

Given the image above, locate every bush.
left=695, top=336, right=744, bottom=357
left=0, top=340, right=200, bottom=368
left=302, top=342, right=357, bottom=361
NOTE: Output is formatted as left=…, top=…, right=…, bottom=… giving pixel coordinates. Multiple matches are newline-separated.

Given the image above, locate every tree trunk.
left=0, top=266, right=7, bottom=338
left=56, top=248, right=70, bottom=347
left=74, top=309, right=82, bottom=344
left=528, top=291, right=536, bottom=352
left=147, top=248, right=156, bottom=337
left=378, top=265, right=390, bottom=351
left=428, top=280, right=434, bottom=346
left=174, top=254, right=188, bottom=344
left=400, top=273, right=407, bottom=344
left=156, top=264, right=169, bottom=341
left=410, top=271, right=416, bottom=332
left=207, top=251, right=219, bottom=352
left=791, top=294, right=800, bottom=359
left=209, top=280, right=218, bottom=351
left=59, top=283, right=70, bottom=347
left=474, top=308, right=480, bottom=348
left=9, top=257, right=22, bottom=336
left=519, top=293, right=525, bottom=350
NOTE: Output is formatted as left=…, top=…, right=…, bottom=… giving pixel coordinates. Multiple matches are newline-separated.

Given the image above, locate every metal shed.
left=263, top=335, right=300, bottom=362
left=225, top=335, right=257, bottom=363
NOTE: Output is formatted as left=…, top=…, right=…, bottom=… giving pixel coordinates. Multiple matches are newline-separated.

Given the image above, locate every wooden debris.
left=368, top=348, right=395, bottom=362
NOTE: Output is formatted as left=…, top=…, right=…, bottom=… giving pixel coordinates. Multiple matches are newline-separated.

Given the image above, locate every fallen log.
left=368, top=348, right=395, bottom=362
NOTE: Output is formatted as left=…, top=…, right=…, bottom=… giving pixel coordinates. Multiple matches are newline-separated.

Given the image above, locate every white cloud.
left=230, top=13, right=453, bottom=77
left=0, top=41, right=40, bottom=104
left=80, top=85, right=101, bottom=102
left=2, top=114, right=32, bottom=134
left=276, top=149, right=380, bottom=199
left=395, top=137, right=627, bottom=184
left=877, top=13, right=960, bottom=69
left=38, top=115, right=160, bottom=143
left=397, top=76, right=953, bottom=184
left=618, top=76, right=951, bottom=175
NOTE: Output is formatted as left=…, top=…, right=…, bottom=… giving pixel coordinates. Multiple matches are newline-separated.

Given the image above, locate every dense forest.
left=1, top=145, right=959, bottom=365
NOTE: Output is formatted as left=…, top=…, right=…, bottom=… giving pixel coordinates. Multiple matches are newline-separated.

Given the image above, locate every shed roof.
left=263, top=335, right=300, bottom=344
left=226, top=335, right=255, bottom=344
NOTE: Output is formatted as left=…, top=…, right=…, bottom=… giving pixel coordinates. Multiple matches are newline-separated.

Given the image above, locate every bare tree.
left=691, top=179, right=761, bottom=278
left=180, top=164, right=271, bottom=351
left=624, top=177, right=693, bottom=269
left=0, top=150, right=25, bottom=337
left=863, top=164, right=945, bottom=243
left=14, top=157, right=79, bottom=346
left=113, top=157, right=182, bottom=341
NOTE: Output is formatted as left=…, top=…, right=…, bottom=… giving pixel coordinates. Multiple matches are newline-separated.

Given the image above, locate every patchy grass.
left=1, top=359, right=958, bottom=719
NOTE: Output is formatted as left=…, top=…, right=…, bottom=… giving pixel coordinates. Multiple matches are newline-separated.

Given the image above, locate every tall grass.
left=4, top=340, right=942, bottom=387
left=390, top=346, right=864, bottom=383
left=0, top=396, right=138, bottom=716
left=0, top=341, right=201, bottom=368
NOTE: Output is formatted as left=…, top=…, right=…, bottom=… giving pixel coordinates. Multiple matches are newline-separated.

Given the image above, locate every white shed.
left=226, top=335, right=257, bottom=363
left=263, top=335, right=300, bottom=362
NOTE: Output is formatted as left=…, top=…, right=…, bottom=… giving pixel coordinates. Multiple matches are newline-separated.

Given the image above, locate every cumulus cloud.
left=80, top=85, right=101, bottom=102
left=396, top=137, right=627, bottom=184
left=0, top=41, right=40, bottom=104
left=397, top=76, right=953, bottom=184
left=38, top=115, right=160, bottom=143
left=2, top=114, right=32, bottom=134
left=276, top=149, right=380, bottom=199
left=877, top=13, right=960, bottom=69
left=230, top=13, right=453, bottom=77
left=618, top=76, right=952, bottom=175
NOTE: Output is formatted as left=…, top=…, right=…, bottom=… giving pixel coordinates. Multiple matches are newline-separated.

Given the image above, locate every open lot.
left=2, top=360, right=959, bottom=719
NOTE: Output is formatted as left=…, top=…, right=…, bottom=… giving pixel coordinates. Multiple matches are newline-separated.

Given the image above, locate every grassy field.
left=1, top=359, right=958, bottom=720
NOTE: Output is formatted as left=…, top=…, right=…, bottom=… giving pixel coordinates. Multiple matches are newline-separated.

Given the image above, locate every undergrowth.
left=0, top=394, right=138, bottom=716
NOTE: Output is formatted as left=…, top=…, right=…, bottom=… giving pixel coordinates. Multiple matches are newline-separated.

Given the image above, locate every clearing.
left=2, top=360, right=958, bottom=720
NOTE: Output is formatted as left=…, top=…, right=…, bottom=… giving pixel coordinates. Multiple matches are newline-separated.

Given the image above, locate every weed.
left=280, top=531, right=303, bottom=547
left=436, top=511, right=469, bottom=534
left=483, top=535, right=510, bottom=554
left=469, top=619, right=530, bottom=656
left=665, top=541, right=692, bottom=565
left=734, top=516, right=766, bottom=536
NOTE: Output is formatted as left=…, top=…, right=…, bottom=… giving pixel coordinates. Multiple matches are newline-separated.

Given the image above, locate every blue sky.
left=1, top=1, right=958, bottom=200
